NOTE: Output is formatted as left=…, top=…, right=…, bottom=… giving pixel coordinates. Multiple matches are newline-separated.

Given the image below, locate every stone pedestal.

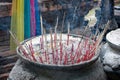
left=8, top=59, right=106, bottom=80
left=100, top=43, right=120, bottom=80
left=100, top=29, right=120, bottom=80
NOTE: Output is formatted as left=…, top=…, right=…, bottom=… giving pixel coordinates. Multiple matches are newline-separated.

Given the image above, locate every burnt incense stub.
left=17, top=34, right=99, bottom=68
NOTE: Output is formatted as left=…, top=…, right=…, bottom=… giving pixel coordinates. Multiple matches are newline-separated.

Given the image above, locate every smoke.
left=40, top=0, right=101, bottom=33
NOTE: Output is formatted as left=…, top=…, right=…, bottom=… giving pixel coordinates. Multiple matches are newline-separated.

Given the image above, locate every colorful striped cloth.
left=35, top=0, right=41, bottom=35
left=10, top=0, right=17, bottom=50
left=30, top=0, right=36, bottom=37
left=24, top=0, right=31, bottom=39
left=10, top=0, right=41, bottom=50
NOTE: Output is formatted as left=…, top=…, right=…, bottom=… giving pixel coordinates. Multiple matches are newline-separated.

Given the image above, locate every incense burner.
left=106, top=29, right=120, bottom=51
left=15, top=34, right=106, bottom=80
left=17, top=34, right=99, bottom=69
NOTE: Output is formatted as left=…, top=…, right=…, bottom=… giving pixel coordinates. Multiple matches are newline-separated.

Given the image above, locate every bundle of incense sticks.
left=10, top=15, right=110, bottom=65
left=20, top=33, right=97, bottom=65
left=16, top=19, right=110, bottom=65
left=9, top=30, right=31, bottom=60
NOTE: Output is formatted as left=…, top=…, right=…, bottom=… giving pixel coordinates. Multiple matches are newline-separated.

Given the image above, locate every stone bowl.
left=106, top=29, right=120, bottom=51
left=16, top=34, right=100, bottom=70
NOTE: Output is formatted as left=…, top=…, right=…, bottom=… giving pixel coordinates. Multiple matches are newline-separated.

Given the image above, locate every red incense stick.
left=55, top=49, right=58, bottom=64
left=64, top=52, right=68, bottom=65
left=70, top=44, right=74, bottom=64
left=67, top=34, right=69, bottom=45
left=23, top=44, right=33, bottom=60
left=60, top=43, right=63, bottom=64
left=39, top=56, right=43, bottom=63
left=9, top=30, right=32, bottom=60
left=73, top=41, right=82, bottom=62
left=29, top=40, right=37, bottom=61
left=40, top=37, right=44, bottom=49
left=20, top=47, right=30, bottom=59
left=50, top=28, right=55, bottom=64
left=44, top=51, right=48, bottom=63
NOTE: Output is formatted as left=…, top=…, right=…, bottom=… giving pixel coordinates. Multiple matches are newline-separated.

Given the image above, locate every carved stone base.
left=8, top=59, right=106, bottom=80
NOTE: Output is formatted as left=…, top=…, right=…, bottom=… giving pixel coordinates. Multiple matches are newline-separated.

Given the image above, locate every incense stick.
left=73, top=26, right=90, bottom=61
left=71, top=44, right=74, bottom=64
left=50, top=28, right=54, bottom=50
left=79, top=25, right=89, bottom=45
left=67, top=22, right=70, bottom=45
left=59, top=13, right=65, bottom=46
left=40, top=15, right=44, bottom=50
left=61, top=12, right=66, bottom=32
left=54, top=17, right=59, bottom=64
left=9, top=30, right=29, bottom=58
left=40, top=15, right=43, bottom=35
left=60, top=43, right=63, bottom=64
left=29, top=40, right=37, bottom=61
left=55, top=16, right=59, bottom=33
left=64, top=52, right=68, bottom=65
left=86, top=20, right=111, bottom=60
left=54, top=16, right=59, bottom=48
left=9, top=30, right=20, bottom=46
left=50, top=28, right=55, bottom=64
left=95, top=20, right=111, bottom=53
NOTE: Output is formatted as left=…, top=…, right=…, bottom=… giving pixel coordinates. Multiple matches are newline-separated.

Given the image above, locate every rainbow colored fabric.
left=10, top=0, right=41, bottom=50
